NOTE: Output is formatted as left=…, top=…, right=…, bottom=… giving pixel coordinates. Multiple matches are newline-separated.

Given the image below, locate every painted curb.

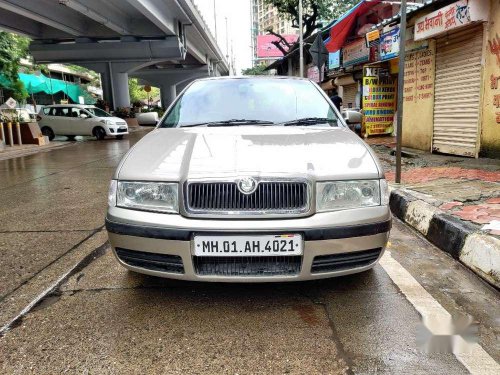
left=390, top=189, right=500, bottom=289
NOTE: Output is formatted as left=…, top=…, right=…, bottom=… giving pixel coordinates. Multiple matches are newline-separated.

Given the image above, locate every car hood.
left=117, top=127, right=382, bottom=181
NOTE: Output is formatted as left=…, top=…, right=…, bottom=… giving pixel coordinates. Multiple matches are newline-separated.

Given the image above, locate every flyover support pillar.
left=92, top=62, right=131, bottom=110
left=110, top=71, right=130, bottom=109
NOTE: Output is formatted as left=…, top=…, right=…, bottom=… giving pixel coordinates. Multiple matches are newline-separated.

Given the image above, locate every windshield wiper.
left=181, top=119, right=274, bottom=127
left=279, top=117, right=337, bottom=126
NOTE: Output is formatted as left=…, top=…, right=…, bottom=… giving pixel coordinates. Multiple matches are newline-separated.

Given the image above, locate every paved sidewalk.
left=0, top=141, right=73, bottom=161
left=368, top=136, right=500, bottom=288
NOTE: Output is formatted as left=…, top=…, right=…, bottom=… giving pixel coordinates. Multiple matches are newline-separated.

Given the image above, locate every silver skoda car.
left=106, top=77, right=391, bottom=282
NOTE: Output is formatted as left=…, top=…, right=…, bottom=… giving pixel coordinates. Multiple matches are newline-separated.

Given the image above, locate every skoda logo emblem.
left=238, top=177, right=258, bottom=194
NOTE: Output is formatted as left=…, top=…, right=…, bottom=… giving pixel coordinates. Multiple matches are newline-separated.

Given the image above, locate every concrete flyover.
left=0, top=0, right=229, bottom=109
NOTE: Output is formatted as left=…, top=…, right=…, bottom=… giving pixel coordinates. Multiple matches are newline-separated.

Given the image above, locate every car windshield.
left=159, top=78, right=340, bottom=128
left=85, top=107, right=112, bottom=118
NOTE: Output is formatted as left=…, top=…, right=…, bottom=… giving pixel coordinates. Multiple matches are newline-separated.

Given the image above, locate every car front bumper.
left=106, top=126, right=129, bottom=136
left=105, top=206, right=391, bottom=282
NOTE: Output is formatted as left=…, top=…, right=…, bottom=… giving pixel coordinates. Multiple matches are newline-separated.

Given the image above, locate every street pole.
left=225, top=17, right=230, bottom=74
left=213, top=0, right=217, bottom=40
left=299, top=0, right=304, bottom=78
left=395, top=0, right=407, bottom=184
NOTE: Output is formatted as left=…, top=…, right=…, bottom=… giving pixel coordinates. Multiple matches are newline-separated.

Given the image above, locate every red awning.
left=324, top=0, right=382, bottom=52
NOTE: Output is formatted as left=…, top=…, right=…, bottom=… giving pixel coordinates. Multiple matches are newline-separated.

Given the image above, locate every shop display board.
left=362, top=66, right=397, bottom=136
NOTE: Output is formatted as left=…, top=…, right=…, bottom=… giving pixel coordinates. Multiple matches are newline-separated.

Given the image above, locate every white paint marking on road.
left=380, top=251, right=500, bottom=375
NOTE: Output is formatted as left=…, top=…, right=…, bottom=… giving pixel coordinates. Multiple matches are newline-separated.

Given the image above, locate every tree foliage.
left=263, top=0, right=358, bottom=39
left=128, top=78, right=160, bottom=105
left=329, top=0, right=360, bottom=19
left=241, top=65, right=268, bottom=76
left=0, top=32, right=30, bottom=101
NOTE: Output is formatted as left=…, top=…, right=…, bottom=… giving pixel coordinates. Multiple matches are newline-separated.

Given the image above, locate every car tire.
left=41, top=126, right=55, bottom=141
left=115, top=135, right=124, bottom=140
left=93, top=127, right=106, bottom=140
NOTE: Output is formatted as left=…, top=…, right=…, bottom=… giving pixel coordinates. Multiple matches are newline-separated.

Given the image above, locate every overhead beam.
left=126, top=0, right=176, bottom=35
left=176, top=0, right=229, bottom=74
left=59, top=0, right=131, bottom=35
left=0, top=9, right=42, bottom=38
left=30, top=38, right=185, bottom=64
left=0, top=0, right=86, bottom=36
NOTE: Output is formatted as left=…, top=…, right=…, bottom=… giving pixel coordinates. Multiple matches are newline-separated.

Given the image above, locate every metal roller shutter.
left=342, top=83, right=358, bottom=109
left=432, top=24, right=484, bottom=157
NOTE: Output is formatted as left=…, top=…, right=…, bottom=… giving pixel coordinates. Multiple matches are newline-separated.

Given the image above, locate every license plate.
left=193, top=234, right=303, bottom=256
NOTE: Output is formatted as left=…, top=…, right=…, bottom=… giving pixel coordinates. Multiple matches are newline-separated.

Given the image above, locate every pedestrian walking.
left=330, top=89, right=343, bottom=112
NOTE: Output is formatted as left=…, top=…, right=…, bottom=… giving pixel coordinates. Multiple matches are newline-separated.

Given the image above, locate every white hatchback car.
left=38, top=104, right=129, bottom=140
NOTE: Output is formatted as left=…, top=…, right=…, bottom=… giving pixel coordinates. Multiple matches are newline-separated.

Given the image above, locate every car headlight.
left=115, top=181, right=178, bottom=213
left=100, top=119, right=113, bottom=125
left=316, top=180, right=386, bottom=212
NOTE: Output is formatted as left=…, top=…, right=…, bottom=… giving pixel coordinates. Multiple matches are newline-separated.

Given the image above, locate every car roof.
left=195, top=76, right=312, bottom=82
left=43, top=104, right=96, bottom=108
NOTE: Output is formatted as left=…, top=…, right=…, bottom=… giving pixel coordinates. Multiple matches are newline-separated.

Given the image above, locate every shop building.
left=323, top=0, right=402, bottom=113
left=369, top=0, right=499, bottom=158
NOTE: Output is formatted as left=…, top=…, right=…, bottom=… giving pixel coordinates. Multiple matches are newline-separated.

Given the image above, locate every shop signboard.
left=365, top=29, right=380, bottom=48
left=256, top=35, right=298, bottom=57
left=342, top=39, right=370, bottom=67
left=328, top=51, right=341, bottom=69
left=4, top=97, right=17, bottom=109
left=414, top=0, right=488, bottom=41
left=362, top=66, right=396, bottom=136
left=379, top=27, right=400, bottom=61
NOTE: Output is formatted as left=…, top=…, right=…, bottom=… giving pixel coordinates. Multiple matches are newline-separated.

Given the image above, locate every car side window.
left=43, top=108, right=51, bottom=115
left=70, top=108, right=80, bottom=118
left=53, top=108, right=69, bottom=117
left=63, top=108, right=72, bottom=117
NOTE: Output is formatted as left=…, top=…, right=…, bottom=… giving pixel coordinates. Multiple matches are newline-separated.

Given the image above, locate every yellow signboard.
left=365, top=29, right=380, bottom=47
left=362, top=66, right=396, bottom=136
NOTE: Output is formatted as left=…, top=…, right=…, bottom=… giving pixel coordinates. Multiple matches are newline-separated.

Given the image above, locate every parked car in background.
left=136, top=111, right=159, bottom=126
left=106, top=77, right=391, bottom=282
left=38, top=104, right=129, bottom=140
left=342, top=109, right=363, bottom=137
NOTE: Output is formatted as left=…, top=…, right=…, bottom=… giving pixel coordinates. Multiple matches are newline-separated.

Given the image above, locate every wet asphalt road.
left=0, top=131, right=498, bottom=374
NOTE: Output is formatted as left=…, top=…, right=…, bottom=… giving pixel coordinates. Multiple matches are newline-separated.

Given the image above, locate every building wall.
left=402, top=41, right=436, bottom=151
left=254, top=0, right=298, bottom=35
left=480, top=0, right=500, bottom=157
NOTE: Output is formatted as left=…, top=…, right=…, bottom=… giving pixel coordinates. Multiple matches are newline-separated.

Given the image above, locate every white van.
left=38, top=105, right=129, bottom=140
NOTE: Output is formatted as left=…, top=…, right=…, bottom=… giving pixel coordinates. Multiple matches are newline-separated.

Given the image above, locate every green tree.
left=0, top=32, right=30, bottom=101
left=129, top=78, right=160, bottom=105
left=241, top=65, right=268, bottom=76
left=263, top=0, right=358, bottom=54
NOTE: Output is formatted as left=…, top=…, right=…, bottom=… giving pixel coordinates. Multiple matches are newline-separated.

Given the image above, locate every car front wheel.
left=41, top=126, right=55, bottom=141
left=93, top=127, right=106, bottom=140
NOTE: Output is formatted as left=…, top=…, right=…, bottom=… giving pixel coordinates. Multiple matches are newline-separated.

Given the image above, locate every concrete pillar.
left=111, top=71, right=130, bottom=109
left=160, top=84, right=176, bottom=110
left=99, top=63, right=131, bottom=110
